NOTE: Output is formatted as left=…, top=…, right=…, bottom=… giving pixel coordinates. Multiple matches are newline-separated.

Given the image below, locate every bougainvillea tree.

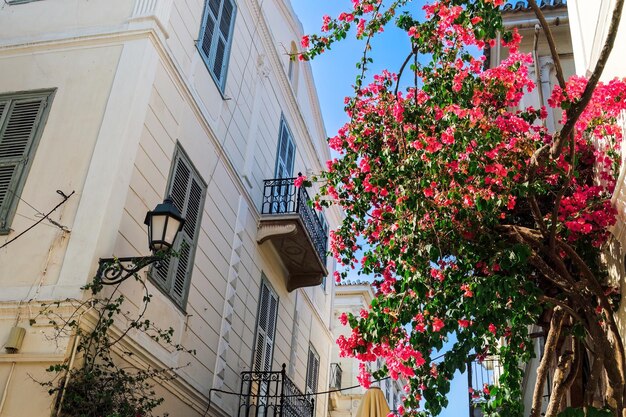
left=300, top=0, right=626, bottom=415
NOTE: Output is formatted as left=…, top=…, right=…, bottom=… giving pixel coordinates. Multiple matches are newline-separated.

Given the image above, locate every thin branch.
left=548, top=133, right=576, bottom=250
left=109, top=278, right=151, bottom=347
left=394, top=49, right=417, bottom=97
left=527, top=0, right=566, bottom=89
left=528, top=195, right=549, bottom=236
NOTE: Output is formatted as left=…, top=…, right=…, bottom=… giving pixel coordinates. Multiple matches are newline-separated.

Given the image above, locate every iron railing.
left=239, top=364, right=314, bottom=417
left=467, top=356, right=502, bottom=417
left=261, top=177, right=328, bottom=264
left=329, top=363, right=342, bottom=390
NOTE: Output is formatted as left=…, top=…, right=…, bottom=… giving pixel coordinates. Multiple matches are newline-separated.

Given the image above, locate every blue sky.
left=289, top=1, right=470, bottom=415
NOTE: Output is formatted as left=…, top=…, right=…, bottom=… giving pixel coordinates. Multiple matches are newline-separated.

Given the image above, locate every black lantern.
left=145, top=198, right=185, bottom=252
left=97, top=198, right=186, bottom=285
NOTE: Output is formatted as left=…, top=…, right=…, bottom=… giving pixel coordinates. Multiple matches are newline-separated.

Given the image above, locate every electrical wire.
left=8, top=187, right=70, bottom=231
left=201, top=352, right=449, bottom=416
left=0, top=190, right=74, bottom=250
left=202, top=376, right=391, bottom=417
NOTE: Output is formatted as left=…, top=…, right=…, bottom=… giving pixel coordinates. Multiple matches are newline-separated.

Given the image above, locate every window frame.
left=0, top=89, right=55, bottom=235
left=274, top=116, right=296, bottom=179
left=252, top=276, right=280, bottom=373
left=149, top=144, right=207, bottom=310
left=305, top=343, right=320, bottom=415
left=287, top=41, right=299, bottom=88
left=197, top=0, right=238, bottom=93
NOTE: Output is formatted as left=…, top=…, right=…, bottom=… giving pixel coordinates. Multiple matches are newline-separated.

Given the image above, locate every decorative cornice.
left=0, top=353, right=65, bottom=363
left=256, top=222, right=298, bottom=243
left=129, top=0, right=172, bottom=39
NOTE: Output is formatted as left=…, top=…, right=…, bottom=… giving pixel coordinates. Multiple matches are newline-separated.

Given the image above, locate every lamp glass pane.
left=150, top=214, right=167, bottom=251
left=163, top=216, right=182, bottom=246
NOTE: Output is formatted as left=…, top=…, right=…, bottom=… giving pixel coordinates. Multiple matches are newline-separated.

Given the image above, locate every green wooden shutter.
left=171, top=177, right=203, bottom=304
left=0, top=94, right=50, bottom=232
left=152, top=156, right=190, bottom=286
left=306, top=346, right=320, bottom=396
left=198, top=0, right=236, bottom=90
left=199, top=0, right=219, bottom=60
left=153, top=147, right=206, bottom=308
left=274, top=119, right=295, bottom=179
left=254, top=280, right=278, bottom=372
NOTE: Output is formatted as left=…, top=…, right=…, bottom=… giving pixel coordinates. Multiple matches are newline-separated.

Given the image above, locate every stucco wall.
left=0, top=0, right=338, bottom=416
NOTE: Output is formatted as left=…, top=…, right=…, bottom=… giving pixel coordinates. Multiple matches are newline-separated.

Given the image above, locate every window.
left=198, top=0, right=237, bottom=91
left=273, top=119, right=296, bottom=213
left=287, top=41, right=299, bottom=86
left=253, top=278, right=279, bottom=372
left=151, top=146, right=206, bottom=309
left=274, top=118, right=295, bottom=179
left=305, top=345, right=320, bottom=405
left=0, top=90, right=54, bottom=234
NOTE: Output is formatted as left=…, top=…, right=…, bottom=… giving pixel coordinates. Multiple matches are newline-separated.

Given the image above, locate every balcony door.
left=274, top=119, right=295, bottom=179
left=251, top=278, right=279, bottom=417
left=273, top=119, right=295, bottom=213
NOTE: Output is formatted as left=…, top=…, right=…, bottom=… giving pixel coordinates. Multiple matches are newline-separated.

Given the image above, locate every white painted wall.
left=328, top=283, right=404, bottom=417
left=0, top=0, right=338, bottom=416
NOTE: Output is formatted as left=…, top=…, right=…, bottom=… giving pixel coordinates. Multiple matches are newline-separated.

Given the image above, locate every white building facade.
left=328, top=281, right=404, bottom=417
left=0, top=0, right=339, bottom=416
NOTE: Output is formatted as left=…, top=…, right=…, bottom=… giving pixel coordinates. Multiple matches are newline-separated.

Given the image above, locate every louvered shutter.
left=254, top=280, right=278, bottom=372
left=171, top=177, right=203, bottom=304
left=153, top=148, right=206, bottom=308
left=200, top=0, right=219, bottom=59
left=274, top=120, right=296, bottom=213
left=0, top=95, right=49, bottom=231
left=305, top=346, right=320, bottom=396
left=198, top=0, right=236, bottom=90
left=274, top=120, right=295, bottom=179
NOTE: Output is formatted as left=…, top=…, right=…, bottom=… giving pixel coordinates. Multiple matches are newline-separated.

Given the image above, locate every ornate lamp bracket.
left=96, top=255, right=165, bottom=286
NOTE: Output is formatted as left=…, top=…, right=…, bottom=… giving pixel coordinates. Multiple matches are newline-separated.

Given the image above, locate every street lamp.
left=96, top=198, right=185, bottom=285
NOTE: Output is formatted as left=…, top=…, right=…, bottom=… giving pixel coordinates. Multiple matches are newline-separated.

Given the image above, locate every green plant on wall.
left=33, top=262, right=195, bottom=417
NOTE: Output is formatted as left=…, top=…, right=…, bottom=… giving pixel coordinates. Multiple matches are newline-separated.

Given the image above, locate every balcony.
left=467, top=356, right=503, bottom=417
left=238, top=364, right=314, bottom=417
left=257, top=177, right=328, bottom=292
left=329, top=363, right=342, bottom=390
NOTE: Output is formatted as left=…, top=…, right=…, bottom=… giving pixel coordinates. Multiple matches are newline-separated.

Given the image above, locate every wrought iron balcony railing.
left=238, top=364, right=314, bottom=417
left=329, top=363, right=342, bottom=390
left=261, top=177, right=328, bottom=264
left=467, top=356, right=502, bottom=417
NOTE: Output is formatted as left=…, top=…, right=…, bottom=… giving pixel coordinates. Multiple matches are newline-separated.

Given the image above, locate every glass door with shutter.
left=251, top=279, right=279, bottom=417
left=305, top=346, right=320, bottom=416
left=273, top=119, right=295, bottom=213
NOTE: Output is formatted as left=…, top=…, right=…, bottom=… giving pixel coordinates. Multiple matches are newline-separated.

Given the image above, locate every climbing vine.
left=34, top=257, right=194, bottom=417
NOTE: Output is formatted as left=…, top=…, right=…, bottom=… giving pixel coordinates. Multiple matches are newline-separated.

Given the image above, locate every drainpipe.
left=0, top=362, right=16, bottom=416
left=55, top=303, right=94, bottom=417
left=55, top=333, right=81, bottom=417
